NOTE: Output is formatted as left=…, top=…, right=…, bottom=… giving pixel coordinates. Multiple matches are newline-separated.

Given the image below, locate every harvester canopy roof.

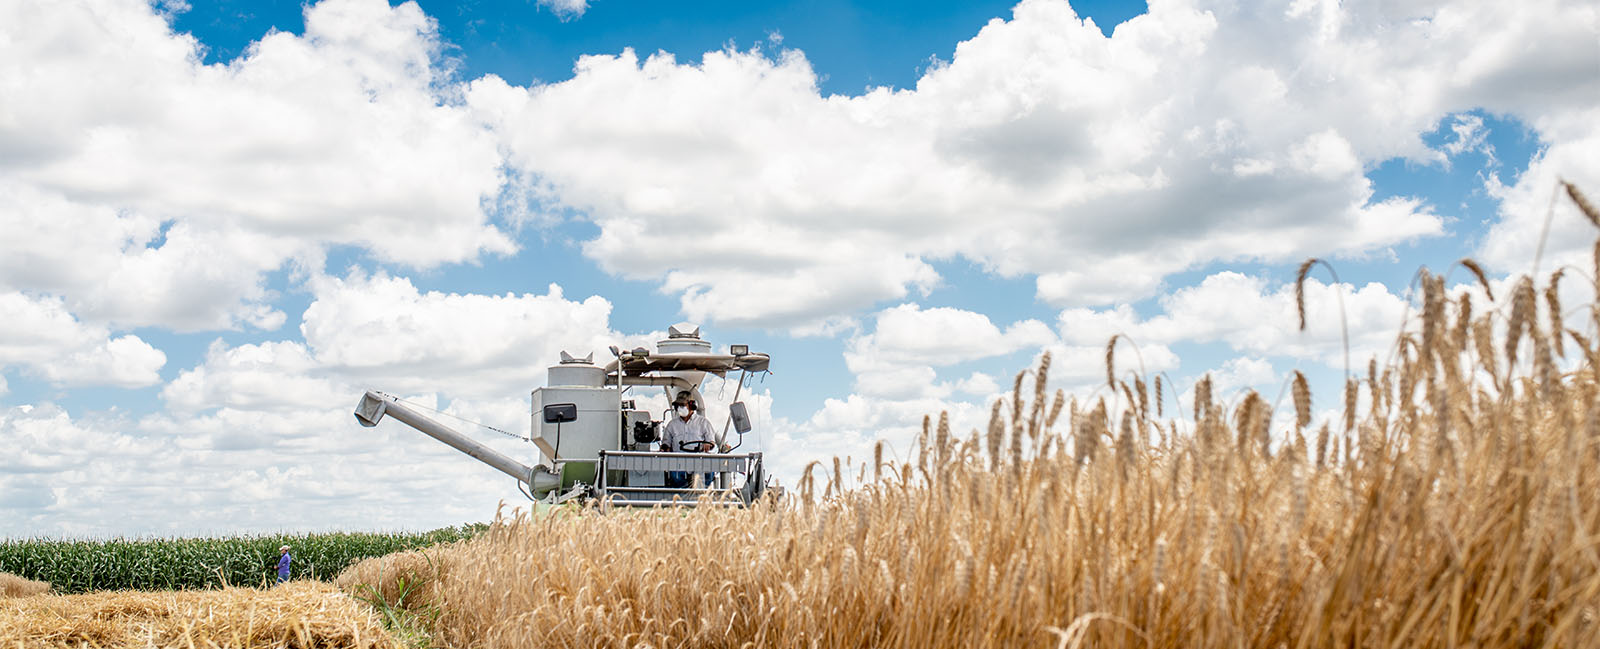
left=609, top=351, right=770, bottom=376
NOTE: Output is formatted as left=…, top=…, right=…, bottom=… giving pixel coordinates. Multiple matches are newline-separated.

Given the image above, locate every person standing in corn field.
left=276, top=545, right=291, bottom=584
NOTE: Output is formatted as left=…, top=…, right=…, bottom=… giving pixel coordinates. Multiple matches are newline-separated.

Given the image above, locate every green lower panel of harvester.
left=561, top=462, right=597, bottom=489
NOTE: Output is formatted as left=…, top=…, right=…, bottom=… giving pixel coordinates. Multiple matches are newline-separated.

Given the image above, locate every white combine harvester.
left=353, top=324, right=773, bottom=507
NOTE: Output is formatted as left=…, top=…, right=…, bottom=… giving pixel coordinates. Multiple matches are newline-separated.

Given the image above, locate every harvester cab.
left=353, top=323, right=773, bottom=507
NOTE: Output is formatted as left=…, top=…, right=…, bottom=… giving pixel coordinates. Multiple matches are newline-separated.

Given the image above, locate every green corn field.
left=0, top=525, right=483, bottom=594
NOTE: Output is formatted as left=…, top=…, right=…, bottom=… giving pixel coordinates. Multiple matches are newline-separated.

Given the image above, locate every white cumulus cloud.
left=0, top=0, right=516, bottom=332
left=0, top=292, right=166, bottom=388
left=1060, top=271, right=1414, bottom=370
left=844, top=304, right=1055, bottom=398
left=538, top=0, right=588, bottom=20
left=467, top=0, right=1594, bottom=329
left=299, top=271, right=652, bottom=399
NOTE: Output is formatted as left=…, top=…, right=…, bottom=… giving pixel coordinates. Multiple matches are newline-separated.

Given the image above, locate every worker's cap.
left=279, top=545, right=290, bottom=552
left=672, top=391, right=695, bottom=407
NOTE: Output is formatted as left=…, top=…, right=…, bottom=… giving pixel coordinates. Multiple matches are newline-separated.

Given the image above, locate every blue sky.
left=174, top=0, right=1149, bottom=92
left=2, top=0, right=1596, bottom=537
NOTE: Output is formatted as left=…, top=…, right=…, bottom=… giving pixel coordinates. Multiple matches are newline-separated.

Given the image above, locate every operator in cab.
left=661, top=391, right=717, bottom=488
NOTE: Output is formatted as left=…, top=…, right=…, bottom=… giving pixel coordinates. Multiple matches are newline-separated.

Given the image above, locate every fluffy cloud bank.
left=0, top=0, right=513, bottom=334
left=1059, top=272, right=1415, bottom=369
left=0, top=400, right=545, bottom=537
left=469, top=0, right=1595, bottom=329
left=0, top=292, right=166, bottom=388
left=4, top=0, right=1593, bottom=339
left=163, top=270, right=658, bottom=432
left=845, top=304, right=1055, bottom=399
left=2, top=274, right=652, bottom=537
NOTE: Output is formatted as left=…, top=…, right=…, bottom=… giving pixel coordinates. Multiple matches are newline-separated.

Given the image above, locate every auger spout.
left=355, top=391, right=542, bottom=484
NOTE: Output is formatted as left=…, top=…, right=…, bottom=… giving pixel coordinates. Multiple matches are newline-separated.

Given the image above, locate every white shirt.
left=660, top=412, right=716, bottom=452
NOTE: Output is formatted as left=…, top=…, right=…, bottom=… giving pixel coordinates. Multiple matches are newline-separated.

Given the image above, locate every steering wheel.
left=678, top=440, right=715, bottom=453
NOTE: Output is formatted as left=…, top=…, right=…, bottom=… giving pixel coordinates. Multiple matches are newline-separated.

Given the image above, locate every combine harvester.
left=354, top=324, right=773, bottom=507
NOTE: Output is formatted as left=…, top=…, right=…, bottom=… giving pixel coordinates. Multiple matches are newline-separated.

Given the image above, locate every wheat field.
left=0, top=572, right=49, bottom=599
left=7, top=185, right=1599, bottom=648
left=336, top=184, right=1600, bottom=649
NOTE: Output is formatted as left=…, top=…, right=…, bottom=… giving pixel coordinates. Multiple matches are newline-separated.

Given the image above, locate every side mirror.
left=730, top=401, right=752, bottom=434
left=543, top=403, right=578, bottom=424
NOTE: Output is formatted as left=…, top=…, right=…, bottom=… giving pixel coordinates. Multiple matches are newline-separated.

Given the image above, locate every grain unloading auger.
left=353, top=323, right=774, bottom=507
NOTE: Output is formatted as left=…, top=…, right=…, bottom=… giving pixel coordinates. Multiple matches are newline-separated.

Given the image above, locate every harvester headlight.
left=730, top=344, right=749, bottom=356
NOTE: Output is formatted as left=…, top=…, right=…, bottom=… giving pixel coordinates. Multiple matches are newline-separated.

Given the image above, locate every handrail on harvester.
left=595, top=449, right=765, bottom=508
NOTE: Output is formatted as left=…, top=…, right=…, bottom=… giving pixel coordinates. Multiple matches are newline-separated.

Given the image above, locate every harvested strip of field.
left=0, top=581, right=400, bottom=649
left=0, top=572, right=50, bottom=598
left=334, top=549, right=451, bottom=610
